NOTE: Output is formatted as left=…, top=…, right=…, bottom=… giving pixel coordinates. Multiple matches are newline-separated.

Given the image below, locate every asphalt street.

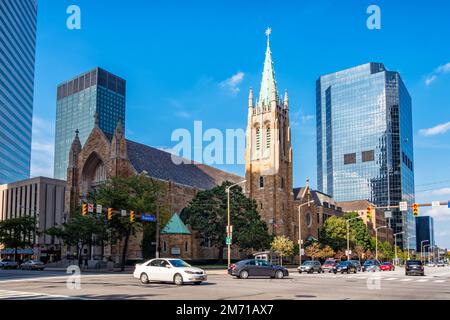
left=0, top=267, right=449, bottom=300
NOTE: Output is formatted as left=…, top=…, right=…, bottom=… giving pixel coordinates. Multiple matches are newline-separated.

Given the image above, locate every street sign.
left=96, top=204, right=102, bottom=214
left=141, top=214, right=156, bottom=222
left=226, top=237, right=232, bottom=245
left=399, top=201, right=408, bottom=212
left=88, top=203, right=94, bottom=213
left=432, top=201, right=440, bottom=207
left=121, top=210, right=127, bottom=217
left=300, top=249, right=305, bottom=256
left=226, top=225, right=233, bottom=234
left=345, top=250, right=352, bottom=255
left=385, top=211, right=392, bottom=219
left=448, top=201, right=450, bottom=209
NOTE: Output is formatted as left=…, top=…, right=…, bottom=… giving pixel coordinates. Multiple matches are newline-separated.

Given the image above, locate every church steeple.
left=258, top=27, right=277, bottom=107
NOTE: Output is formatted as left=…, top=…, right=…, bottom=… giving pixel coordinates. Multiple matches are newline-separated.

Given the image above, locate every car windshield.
left=364, top=261, right=374, bottom=265
left=407, top=261, right=422, bottom=266
left=303, top=261, right=314, bottom=265
left=339, top=262, right=350, bottom=266
left=169, top=259, right=191, bottom=268
left=382, top=262, right=391, bottom=265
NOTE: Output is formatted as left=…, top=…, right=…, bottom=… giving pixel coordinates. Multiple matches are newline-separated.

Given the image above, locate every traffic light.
left=413, top=203, right=419, bottom=217
left=367, top=207, right=372, bottom=221
left=82, top=204, right=87, bottom=217
left=108, top=208, right=113, bottom=221
left=130, top=211, right=135, bottom=223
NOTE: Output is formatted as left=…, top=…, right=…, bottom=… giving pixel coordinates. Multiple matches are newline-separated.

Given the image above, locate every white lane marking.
left=385, top=278, right=397, bottom=281
left=416, top=279, right=429, bottom=282
left=0, top=289, right=73, bottom=300
left=0, top=273, right=130, bottom=284
left=434, top=280, right=446, bottom=283
left=400, top=279, right=412, bottom=282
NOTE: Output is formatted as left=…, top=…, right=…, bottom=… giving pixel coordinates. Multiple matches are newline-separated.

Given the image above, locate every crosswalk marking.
left=434, top=280, right=445, bottom=283
left=385, top=278, right=397, bottom=281
left=416, top=279, right=429, bottom=282
left=0, top=289, right=74, bottom=300
left=400, top=279, right=412, bottom=282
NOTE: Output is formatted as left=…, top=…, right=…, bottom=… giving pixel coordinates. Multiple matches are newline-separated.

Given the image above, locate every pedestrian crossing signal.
left=413, top=203, right=419, bottom=217
left=108, top=208, right=113, bottom=221
left=82, top=204, right=87, bottom=217
left=130, top=211, right=135, bottom=223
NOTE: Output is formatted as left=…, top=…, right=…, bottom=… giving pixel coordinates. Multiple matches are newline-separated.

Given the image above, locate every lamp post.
left=406, top=235, right=416, bottom=260
left=394, top=231, right=405, bottom=266
left=297, top=200, right=314, bottom=266
left=420, top=240, right=429, bottom=263
left=225, top=180, right=246, bottom=268
left=346, top=216, right=361, bottom=261
left=423, top=244, right=431, bottom=264
left=375, top=226, right=388, bottom=261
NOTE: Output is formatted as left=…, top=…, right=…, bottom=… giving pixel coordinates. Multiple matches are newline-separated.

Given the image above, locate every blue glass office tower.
left=416, top=216, right=435, bottom=252
left=54, top=68, right=126, bottom=180
left=317, top=63, right=415, bottom=249
left=0, top=0, right=37, bottom=184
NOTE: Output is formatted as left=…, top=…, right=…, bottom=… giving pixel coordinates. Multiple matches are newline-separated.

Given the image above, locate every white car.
left=133, top=258, right=207, bottom=286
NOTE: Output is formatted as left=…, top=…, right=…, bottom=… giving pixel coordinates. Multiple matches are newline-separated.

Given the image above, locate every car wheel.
left=239, top=270, right=249, bottom=279
left=140, top=273, right=150, bottom=284
left=275, top=270, right=284, bottom=279
left=354, top=269, right=357, bottom=274
left=298, top=271, right=302, bottom=274
left=174, top=273, right=184, bottom=286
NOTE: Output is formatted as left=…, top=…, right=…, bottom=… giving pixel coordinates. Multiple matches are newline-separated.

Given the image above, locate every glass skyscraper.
left=316, top=63, right=415, bottom=249
left=415, top=216, right=434, bottom=252
left=0, top=0, right=37, bottom=184
left=54, top=67, right=126, bottom=180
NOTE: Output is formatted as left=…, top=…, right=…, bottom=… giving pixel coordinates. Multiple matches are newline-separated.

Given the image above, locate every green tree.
left=46, top=211, right=109, bottom=267
left=305, top=242, right=321, bottom=261
left=379, top=241, right=394, bottom=261
left=344, top=212, right=373, bottom=250
left=90, top=174, right=170, bottom=270
left=180, top=182, right=271, bottom=262
left=320, top=216, right=347, bottom=251
left=0, top=216, right=37, bottom=262
left=271, top=235, right=294, bottom=266
left=319, top=245, right=335, bottom=260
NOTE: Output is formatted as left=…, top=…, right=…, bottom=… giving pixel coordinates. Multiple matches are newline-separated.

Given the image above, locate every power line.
left=416, top=179, right=450, bottom=187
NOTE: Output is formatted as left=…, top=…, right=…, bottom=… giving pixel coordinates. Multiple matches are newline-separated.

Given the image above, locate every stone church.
left=65, top=30, right=341, bottom=263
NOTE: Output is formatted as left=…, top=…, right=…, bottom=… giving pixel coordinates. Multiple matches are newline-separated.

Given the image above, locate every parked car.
left=349, top=260, right=362, bottom=272
left=0, top=259, right=18, bottom=269
left=133, top=258, right=207, bottom=285
left=380, top=262, right=395, bottom=271
left=437, top=261, right=446, bottom=267
left=298, top=260, right=323, bottom=274
left=228, top=259, right=288, bottom=279
left=362, top=260, right=381, bottom=272
left=20, top=260, right=45, bottom=271
left=333, top=261, right=357, bottom=274
left=426, top=262, right=436, bottom=267
left=405, top=260, right=425, bottom=276
left=322, top=259, right=339, bottom=273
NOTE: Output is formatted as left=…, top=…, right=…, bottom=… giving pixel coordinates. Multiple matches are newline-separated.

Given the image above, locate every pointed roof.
left=161, top=213, right=191, bottom=235
left=258, top=27, right=277, bottom=106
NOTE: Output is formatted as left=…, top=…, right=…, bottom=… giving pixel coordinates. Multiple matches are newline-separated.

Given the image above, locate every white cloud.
left=422, top=206, right=450, bottom=222
left=425, top=62, right=450, bottom=86
left=30, top=117, right=54, bottom=178
left=419, top=121, right=450, bottom=136
left=417, top=187, right=450, bottom=198
left=220, top=71, right=245, bottom=94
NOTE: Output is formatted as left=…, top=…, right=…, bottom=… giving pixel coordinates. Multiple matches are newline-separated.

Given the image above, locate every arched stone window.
left=81, top=152, right=106, bottom=194
left=256, top=126, right=261, bottom=151
left=266, top=124, right=271, bottom=149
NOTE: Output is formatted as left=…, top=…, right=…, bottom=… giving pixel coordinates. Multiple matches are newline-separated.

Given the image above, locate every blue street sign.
left=448, top=201, right=450, bottom=209
left=141, top=214, right=156, bottom=222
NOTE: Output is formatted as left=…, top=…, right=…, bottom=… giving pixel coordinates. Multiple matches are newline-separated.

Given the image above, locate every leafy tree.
left=320, top=216, right=347, bottom=251
left=379, top=241, right=394, bottom=261
left=271, top=235, right=294, bottom=266
left=319, top=245, right=335, bottom=260
left=344, top=212, right=373, bottom=250
left=90, top=174, right=170, bottom=270
left=365, top=249, right=374, bottom=260
left=180, top=182, right=271, bottom=262
left=0, top=216, right=37, bottom=262
left=47, top=211, right=109, bottom=266
left=354, top=245, right=365, bottom=261
left=305, top=242, right=321, bottom=261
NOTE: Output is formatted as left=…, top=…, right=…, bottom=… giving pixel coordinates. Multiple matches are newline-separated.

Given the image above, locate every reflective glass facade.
left=54, top=68, right=126, bottom=180
left=415, top=216, right=434, bottom=252
left=0, top=0, right=37, bottom=184
left=317, top=63, right=416, bottom=249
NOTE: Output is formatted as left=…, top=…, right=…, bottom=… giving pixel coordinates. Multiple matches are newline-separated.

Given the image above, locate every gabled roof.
left=126, top=140, right=242, bottom=190
left=161, top=213, right=191, bottom=235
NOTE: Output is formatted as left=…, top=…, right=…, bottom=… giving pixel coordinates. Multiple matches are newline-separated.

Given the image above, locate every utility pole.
left=346, top=216, right=361, bottom=261
left=297, top=200, right=314, bottom=266
left=226, top=180, right=246, bottom=268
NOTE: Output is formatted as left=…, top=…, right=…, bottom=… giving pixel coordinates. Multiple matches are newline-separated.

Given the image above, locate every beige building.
left=0, top=177, right=66, bottom=261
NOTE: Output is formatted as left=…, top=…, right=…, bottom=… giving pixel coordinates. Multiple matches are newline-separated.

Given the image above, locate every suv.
left=0, top=259, right=19, bottom=269
left=405, top=260, right=424, bottom=276
left=362, top=260, right=381, bottom=272
left=298, top=260, right=323, bottom=274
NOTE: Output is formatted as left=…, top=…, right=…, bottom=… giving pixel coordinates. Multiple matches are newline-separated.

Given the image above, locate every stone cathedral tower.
left=245, top=28, right=294, bottom=239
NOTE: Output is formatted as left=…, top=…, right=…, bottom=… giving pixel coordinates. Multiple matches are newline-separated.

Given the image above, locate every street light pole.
left=346, top=216, right=361, bottom=261
left=406, top=235, right=416, bottom=260
left=297, top=200, right=314, bottom=266
left=424, top=244, right=431, bottom=264
left=420, top=240, right=429, bottom=263
left=375, top=226, right=388, bottom=261
left=226, top=180, right=246, bottom=268
left=394, top=231, right=405, bottom=266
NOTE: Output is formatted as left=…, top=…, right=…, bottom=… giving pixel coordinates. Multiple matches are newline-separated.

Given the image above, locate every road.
left=0, top=267, right=449, bottom=300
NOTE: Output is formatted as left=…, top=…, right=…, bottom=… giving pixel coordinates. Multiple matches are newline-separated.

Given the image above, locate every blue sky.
left=30, top=0, right=450, bottom=248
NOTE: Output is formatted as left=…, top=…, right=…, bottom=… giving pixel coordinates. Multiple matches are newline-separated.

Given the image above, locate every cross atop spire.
left=259, top=27, right=277, bottom=107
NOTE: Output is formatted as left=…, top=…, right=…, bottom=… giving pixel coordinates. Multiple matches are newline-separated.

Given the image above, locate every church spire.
left=258, top=27, right=277, bottom=107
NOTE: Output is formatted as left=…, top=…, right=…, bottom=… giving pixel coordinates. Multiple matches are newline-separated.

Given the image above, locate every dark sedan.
left=405, top=260, right=425, bottom=276
left=228, top=259, right=289, bottom=279
left=333, top=261, right=357, bottom=274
